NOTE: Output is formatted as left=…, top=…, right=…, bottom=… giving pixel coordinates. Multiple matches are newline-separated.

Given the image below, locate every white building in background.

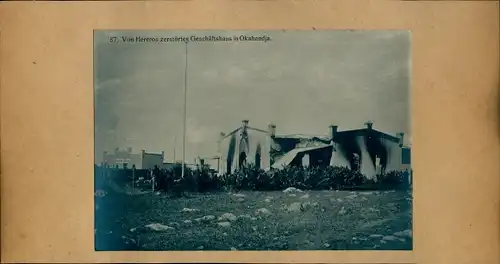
left=101, top=148, right=164, bottom=169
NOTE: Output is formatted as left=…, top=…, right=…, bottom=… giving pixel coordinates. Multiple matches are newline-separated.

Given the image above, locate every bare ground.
left=95, top=187, right=412, bottom=251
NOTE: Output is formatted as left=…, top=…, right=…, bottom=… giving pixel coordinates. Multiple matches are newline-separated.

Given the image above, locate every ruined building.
left=206, top=120, right=409, bottom=179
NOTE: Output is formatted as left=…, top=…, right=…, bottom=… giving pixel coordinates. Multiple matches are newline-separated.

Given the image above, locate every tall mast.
left=181, top=41, right=188, bottom=178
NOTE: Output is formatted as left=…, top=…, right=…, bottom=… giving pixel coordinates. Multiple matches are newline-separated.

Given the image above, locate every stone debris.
left=237, top=198, right=245, bottom=202
left=183, top=220, right=192, bottom=224
left=346, top=194, right=358, bottom=199
left=181, top=208, right=200, bottom=213
left=264, top=198, right=272, bottom=203
left=233, top=193, right=246, bottom=197
left=394, top=229, right=412, bottom=238
left=338, top=206, right=346, bottom=215
left=194, top=215, right=216, bottom=222
left=382, top=235, right=397, bottom=241
left=265, top=196, right=274, bottom=201
left=121, top=235, right=137, bottom=246
left=309, top=201, right=319, bottom=207
left=283, top=187, right=303, bottom=193
left=230, top=247, right=237, bottom=251
left=218, top=213, right=238, bottom=222
left=360, top=219, right=391, bottom=230
left=369, top=234, right=383, bottom=238
left=94, top=190, right=107, bottom=197
left=238, top=214, right=252, bottom=220
left=217, top=221, right=231, bottom=228
left=255, top=208, right=272, bottom=216
left=145, top=223, right=175, bottom=231
left=324, top=243, right=331, bottom=248
left=300, top=194, right=310, bottom=199
left=301, top=201, right=319, bottom=211
left=286, top=202, right=302, bottom=213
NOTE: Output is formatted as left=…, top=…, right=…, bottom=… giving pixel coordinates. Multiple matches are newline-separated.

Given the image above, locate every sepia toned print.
left=94, top=30, right=412, bottom=251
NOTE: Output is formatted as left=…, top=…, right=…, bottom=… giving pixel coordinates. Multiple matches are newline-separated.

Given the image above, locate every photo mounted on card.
left=93, top=30, right=412, bottom=251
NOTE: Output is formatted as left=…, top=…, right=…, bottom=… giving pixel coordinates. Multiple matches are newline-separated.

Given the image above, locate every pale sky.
left=94, top=30, right=411, bottom=163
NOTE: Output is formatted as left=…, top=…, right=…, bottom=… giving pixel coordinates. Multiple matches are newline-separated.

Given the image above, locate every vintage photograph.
left=94, top=30, right=412, bottom=251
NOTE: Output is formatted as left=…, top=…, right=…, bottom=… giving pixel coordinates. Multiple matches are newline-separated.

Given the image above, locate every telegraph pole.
left=181, top=41, right=188, bottom=179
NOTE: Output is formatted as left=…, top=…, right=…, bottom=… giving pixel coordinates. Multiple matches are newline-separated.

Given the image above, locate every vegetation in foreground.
left=96, top=164, right=412, bottom=195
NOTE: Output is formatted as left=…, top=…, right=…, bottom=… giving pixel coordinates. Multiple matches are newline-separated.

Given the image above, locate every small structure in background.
left=401, top=146, right=411, bottom=170
left=401, top=146, right=412, bottom=185
left=102, top=148, right=164, bottom=170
